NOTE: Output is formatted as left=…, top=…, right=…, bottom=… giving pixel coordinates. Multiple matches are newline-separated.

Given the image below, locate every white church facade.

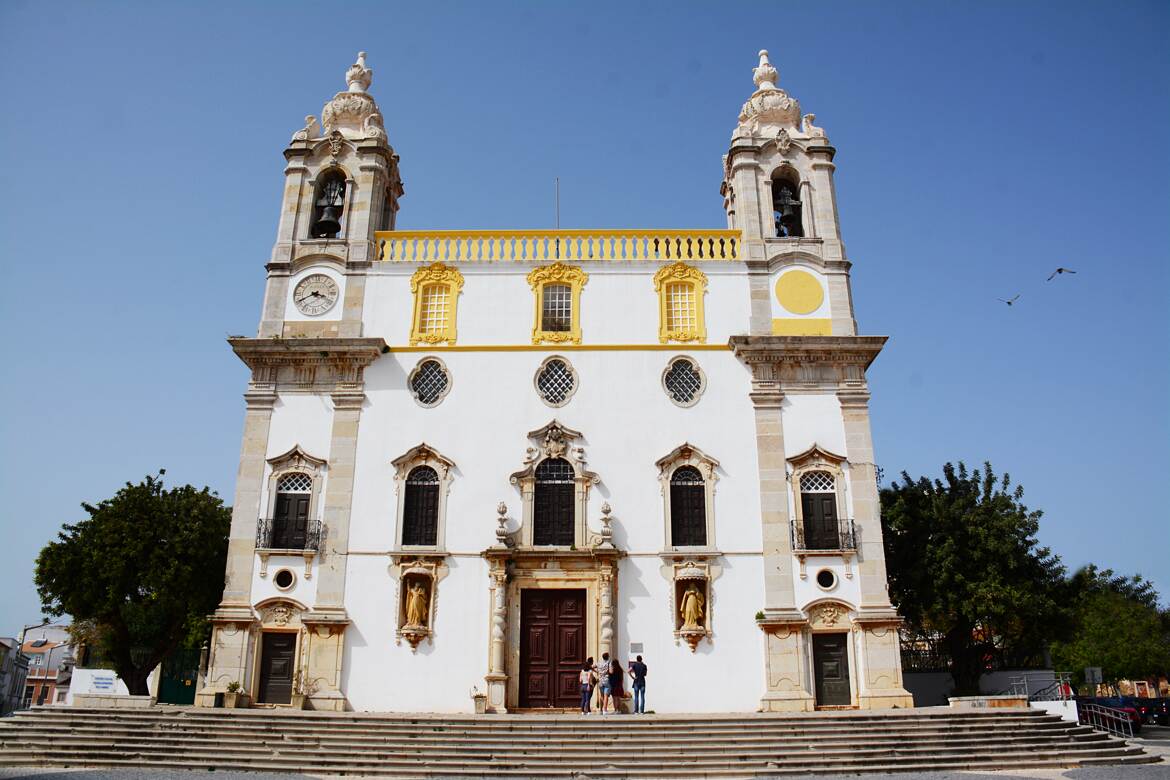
left=198, top=50, right=914, bottom=714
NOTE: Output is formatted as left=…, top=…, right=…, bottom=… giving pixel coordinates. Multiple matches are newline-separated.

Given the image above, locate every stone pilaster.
left=598, top=563, right=616, bottom=660
left=313, top=389, right=365, bottom=610
left=485, top=565, right=508, bottom=713
left=836, top=390, right=890, bottom=609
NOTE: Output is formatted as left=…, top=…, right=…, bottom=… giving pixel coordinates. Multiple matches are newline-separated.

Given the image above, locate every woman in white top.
left=579, top=662, right=596, bottom=714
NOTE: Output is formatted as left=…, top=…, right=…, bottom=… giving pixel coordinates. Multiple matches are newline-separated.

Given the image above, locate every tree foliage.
left=881, top=462, right=1067, bottom=695
left=35, top=472, right=230, bottom=695
left=1051, top=566, right=1170, bottom=688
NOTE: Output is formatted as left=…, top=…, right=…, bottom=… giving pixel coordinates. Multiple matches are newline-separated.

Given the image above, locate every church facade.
left=198, top=50, right=914, bottom=713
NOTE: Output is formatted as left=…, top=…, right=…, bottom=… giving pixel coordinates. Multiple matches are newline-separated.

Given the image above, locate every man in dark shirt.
left=627, top=655, right=648, bottom=714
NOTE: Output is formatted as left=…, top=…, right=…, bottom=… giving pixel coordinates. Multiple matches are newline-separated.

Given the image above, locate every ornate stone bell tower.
left=198, top=53, right=399, bottom=711
left=258, top=51, right=404, bottom=340
left=726, top=50, right=913, bottom=711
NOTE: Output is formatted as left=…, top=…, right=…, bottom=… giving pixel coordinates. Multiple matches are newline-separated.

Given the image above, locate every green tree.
left=881, top=462, right=1067, bottom=695
left=35, top=472, right=230, bottom=695
left=1051, top=566, right=1170, bottom=689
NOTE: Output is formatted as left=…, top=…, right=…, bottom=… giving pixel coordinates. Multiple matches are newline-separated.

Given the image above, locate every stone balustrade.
left=375, top=229, right=741, bottom=263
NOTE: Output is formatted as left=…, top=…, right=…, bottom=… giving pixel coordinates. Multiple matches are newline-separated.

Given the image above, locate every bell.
left=312, top=205, right=341, bottom=238
left=773, top=186, right=803, bottom=237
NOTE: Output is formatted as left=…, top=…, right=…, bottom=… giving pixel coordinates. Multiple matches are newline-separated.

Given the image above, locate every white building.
left=199, top=50, right=913, bottom=714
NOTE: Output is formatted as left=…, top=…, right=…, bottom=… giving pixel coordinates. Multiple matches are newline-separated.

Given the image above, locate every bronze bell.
left=774, top=185, right=803, bottom=237
left=312, top=205, right=341, bottom=237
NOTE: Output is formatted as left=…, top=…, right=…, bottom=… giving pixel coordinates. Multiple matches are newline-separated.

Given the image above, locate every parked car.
left=1132, top=697, right=1169, bottom=726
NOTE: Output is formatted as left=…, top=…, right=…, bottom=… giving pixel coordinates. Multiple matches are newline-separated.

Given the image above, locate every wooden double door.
left=519, top=589, right=586, bottom=708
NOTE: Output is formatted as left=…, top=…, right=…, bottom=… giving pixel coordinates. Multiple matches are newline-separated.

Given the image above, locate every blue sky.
left=1, top=1, right=1167, bottom=635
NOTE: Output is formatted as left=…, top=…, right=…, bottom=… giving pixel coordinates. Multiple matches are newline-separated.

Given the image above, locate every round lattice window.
left=535, top=357, right=577, bottom=407
left=662, top=357, right=705, bottom=407
left=409, top=358, right=451, bottom=407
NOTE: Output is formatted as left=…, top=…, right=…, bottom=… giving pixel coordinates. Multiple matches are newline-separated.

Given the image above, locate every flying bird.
left=997, top=295, right=1020, bottom=306
left=1047, top=267, right=1077, bottom=281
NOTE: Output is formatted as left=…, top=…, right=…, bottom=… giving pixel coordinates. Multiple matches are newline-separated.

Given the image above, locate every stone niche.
left=666, top=559, right=719, bottom=652
left=392, top=557, right=446, bottom=651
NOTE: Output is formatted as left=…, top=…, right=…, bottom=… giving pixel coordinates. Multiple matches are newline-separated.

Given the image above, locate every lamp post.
left=15, top=620, right=53, bottom=710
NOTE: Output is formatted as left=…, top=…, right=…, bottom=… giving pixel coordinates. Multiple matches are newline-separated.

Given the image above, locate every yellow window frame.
left=527, top=262, right=588, bottom=345
left=409, top=262, right=464, bottom=345
left=653, top=262, right=707, bottom=343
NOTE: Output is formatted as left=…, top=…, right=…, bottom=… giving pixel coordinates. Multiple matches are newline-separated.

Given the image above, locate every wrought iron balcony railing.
left=255, top=518, right=322, bottom=552
left=790, top=518, right=857, bottom=552
left=375, top=229, right=741, bottom=263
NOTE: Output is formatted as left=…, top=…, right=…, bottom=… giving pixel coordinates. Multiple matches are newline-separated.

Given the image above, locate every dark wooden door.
left=257, top=632, right=296, bottom=704
left=519, top=589, right=586, bottom=708
left=273, top=494, right=309, bottom=549
left=812, top=633, right=851, bottom=706
left=802, top=492, right=839, bottom=549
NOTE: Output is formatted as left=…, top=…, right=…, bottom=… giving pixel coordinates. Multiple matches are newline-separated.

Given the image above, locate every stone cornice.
left=229, top=337, right=387, bottom=392
left=729, top=335, right=886, bottom=369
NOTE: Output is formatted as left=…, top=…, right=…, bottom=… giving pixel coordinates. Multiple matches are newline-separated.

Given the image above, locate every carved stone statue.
left=405, top=581, right=429, bottom=627
left=680, top=583, right=705, bottom=630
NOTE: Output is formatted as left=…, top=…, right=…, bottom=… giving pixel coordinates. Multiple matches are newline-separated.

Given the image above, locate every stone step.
left=0, top=707, right=1154, bottom=777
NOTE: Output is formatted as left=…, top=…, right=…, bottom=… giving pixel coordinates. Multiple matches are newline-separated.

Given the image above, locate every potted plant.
left=223, top=680, right=244, bottom=709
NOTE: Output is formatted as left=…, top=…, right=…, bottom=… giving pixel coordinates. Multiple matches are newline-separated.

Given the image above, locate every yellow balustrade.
left=374, top=229, right=741, bottom=263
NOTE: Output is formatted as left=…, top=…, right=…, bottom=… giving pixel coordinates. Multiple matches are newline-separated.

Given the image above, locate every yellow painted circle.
left=775, top=271, right=824, bottom=315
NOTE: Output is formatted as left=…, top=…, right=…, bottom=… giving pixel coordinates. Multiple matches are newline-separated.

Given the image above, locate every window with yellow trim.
left=653, top=262, right=707, bottom=343
left=409, top=263, right=464, bottom=345
left=527, top=262, right=588, bottom=344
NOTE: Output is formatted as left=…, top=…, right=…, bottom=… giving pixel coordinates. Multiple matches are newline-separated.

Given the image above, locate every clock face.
left=293, top=273, right=339, bottom=316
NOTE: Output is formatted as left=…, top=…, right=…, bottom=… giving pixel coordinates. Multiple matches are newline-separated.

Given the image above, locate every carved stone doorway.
left=519, top=589, right=586, bottom=708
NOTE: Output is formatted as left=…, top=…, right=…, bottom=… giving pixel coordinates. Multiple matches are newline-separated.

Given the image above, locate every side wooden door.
left=812, top=633, right=852, bottom=706
left=801, top=492, right=839, bottom=549
left=257, top=633, right=296, bottom=704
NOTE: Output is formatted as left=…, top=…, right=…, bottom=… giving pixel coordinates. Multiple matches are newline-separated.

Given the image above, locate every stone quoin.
left=198, top=49, right=914, bottom=713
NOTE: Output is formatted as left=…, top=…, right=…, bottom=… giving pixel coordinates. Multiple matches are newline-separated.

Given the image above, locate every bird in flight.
left=1047, top=267, right=1077, bottom=281
left=997, top=295, right=1021, bottom=306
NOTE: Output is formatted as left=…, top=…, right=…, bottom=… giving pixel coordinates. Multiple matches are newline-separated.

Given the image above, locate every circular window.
left=662, top=357, right=705, bottom=407
left=409, top=358, right=451, bottom=407
left=815, top=569, right=837, bottom=591
left=535, top=357, right=577, bottom=407
left=273, top=569, right=296, bottom=591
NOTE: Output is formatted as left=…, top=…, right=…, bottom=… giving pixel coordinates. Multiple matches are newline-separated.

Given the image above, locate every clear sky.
left=1, top=1, right=1167, bottom=635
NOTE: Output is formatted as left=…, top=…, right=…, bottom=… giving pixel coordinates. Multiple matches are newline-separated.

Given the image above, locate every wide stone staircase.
left=0, top=705, right=1157, bottom=777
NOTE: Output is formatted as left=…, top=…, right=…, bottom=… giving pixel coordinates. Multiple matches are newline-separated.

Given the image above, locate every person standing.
left=595, top=652, right=614, bottom=713
left=628, top=655, right=648, bottom=714
left=578, top=662, right=595, bottom=714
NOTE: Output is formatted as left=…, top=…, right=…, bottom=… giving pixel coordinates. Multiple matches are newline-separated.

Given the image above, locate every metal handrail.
left=1078, top=701, right=1135, bottom=739
left=255, top=518, right=322, bottom=552
left=791, top=518, right=857, bottom=552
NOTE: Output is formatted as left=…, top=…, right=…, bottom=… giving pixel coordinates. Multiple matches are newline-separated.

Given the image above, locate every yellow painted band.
left=386, top=344, right=732, bottom=353
left=771, top=318, right=831, bottom=336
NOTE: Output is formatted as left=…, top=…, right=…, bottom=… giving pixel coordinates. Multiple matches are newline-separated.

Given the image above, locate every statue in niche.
left=404, top=580, right=429, bottom=628
left=679, top=583, right=705, bottom=630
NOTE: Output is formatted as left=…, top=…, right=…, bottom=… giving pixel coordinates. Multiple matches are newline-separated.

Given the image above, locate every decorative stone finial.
left=494, top=502, right=511, bottom=547
left=753, top=49, right=779, bottom=91
left=597, top=502, right=615, bottom=549
left=346, top=51, right=373, bottom=93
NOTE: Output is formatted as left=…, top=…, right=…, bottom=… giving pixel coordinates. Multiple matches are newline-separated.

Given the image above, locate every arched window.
left=670, top=466, right=707, bottom=547
left=402, top=466, right=440, bottom=546
left=310, top=170, right=347, bottom=239
left=771, top=173, right=803, bottom=238
left=799, top=470, right=839, bottom=549
left=653, top=262, right=707, bottom=343
left=533, top=458, right=575, bottom=546
left=273, top=472, right=312, bottom=549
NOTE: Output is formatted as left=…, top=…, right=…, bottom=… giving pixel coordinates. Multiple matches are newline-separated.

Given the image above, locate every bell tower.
left=258, top=52, right=404, bottom=339
left=722, top=51, right=857, bottom=337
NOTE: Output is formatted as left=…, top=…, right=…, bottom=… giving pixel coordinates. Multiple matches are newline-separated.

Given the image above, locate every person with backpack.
left=628, top=655, right=648, bottom=714
left=595, top=652, right=616, bottom=714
